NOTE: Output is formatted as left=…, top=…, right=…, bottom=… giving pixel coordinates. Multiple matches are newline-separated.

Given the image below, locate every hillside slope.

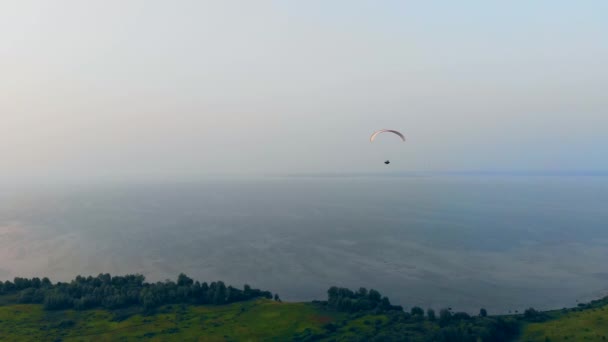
left=0, top=299, right=343, bottom=341
left=520, top=301, right=608, bottom=341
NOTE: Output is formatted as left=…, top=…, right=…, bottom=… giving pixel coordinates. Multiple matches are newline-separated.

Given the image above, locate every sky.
left=1, top=1, right=607, bottom=183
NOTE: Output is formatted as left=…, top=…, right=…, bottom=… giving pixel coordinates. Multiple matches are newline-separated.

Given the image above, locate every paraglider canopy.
left=370, top=129, right=404, bottom=165
left=370, top=129, right=405, bottom=142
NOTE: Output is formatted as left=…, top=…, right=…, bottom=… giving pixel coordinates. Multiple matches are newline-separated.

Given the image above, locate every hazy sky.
left=1, top=1, right=607, bottom=182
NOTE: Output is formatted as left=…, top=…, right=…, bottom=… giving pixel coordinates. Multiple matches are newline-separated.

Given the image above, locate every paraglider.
left=370, top=129, right=406, bottom=143
left=370, top=129, right=405, bottom=165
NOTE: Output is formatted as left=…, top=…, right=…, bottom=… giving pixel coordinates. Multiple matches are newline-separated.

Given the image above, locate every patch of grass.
left=520, top=305, right=608, bottom=341
left=0, top=299, right=346, bottom=341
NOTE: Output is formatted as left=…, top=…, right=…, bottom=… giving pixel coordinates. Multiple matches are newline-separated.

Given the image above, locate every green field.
left=520, top=305, right=608, bottom=342
left=0, top=300, right=429, bottom=341
left=0, top=299, right=346, bottom=341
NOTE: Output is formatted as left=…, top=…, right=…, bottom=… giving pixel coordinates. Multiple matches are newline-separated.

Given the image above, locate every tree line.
left=0, top=273, right=273, bottom=311
left=314, top=286, right=520, bottom=342
left=324, top=286, right=404, bottom=313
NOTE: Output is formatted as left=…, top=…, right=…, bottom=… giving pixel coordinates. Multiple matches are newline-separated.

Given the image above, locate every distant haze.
left=1, top=1, right=607, bottom=183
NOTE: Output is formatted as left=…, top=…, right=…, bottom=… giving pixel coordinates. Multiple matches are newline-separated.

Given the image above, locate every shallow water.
left=1, top=176, right=607, bottom=313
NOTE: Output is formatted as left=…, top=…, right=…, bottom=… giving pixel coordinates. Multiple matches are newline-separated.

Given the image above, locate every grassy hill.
left=2, top=273, right=608, bottom=341
left=3, top=297, right=608, bottom=341
left=0, top=299, right=334, bottom=341
left=0, top=299, right=428, bottom=341
left=520, top=301, right=608, bottom=341
left=0, top=298, right=482, bottom=341
left=0, top=297, right=514, bottom=341
left=4, top=298, right=608, bottom=341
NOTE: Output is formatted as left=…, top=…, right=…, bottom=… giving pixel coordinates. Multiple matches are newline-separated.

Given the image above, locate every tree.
left=3, top=281, right=15, bottom=292
left=524, top=307, right=538, bottom=319
left=18, top=288, right=43, bottom=304
left=13, top=277, right=31, bottom=290
left=177, top=273, right=193, bottom=287
left=327, top=286, right=339, bottom=301
left=439, top=308, right=452, bottom=327
left=427, top=308, right=436, bottom=321
left=523, top=307, right=548, bottom=322
left=41, top=277, right=52, bottom=288
left=212, top=281, right=227, bottom=305
left=368, top=289, right=381, bottom=302
left=44, top=292, right=72, bottom=310
left=411, top=306, right=424, bottom=316
left=479, top=308, right=488, bottom=317
left=381, top=296, right=391, bottom=309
